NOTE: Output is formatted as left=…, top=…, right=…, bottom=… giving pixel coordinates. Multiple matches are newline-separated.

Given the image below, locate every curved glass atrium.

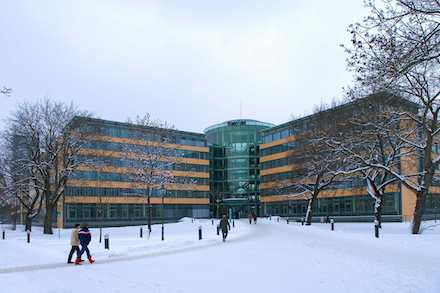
left=204, top=119, right=274, bottom=218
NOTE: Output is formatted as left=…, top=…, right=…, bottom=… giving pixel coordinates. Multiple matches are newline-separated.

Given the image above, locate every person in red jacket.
left=75, top=224, right=95, bottom=265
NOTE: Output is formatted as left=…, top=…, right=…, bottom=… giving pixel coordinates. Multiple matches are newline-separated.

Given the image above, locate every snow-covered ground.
left=1, top=218, right=439, bottom=293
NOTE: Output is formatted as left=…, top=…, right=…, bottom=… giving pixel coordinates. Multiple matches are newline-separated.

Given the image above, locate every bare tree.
left=342, top=0, right=440, bottom=234
left=278, top=105, right=361, bottom=225
left=327, top=97, right=416, bottom=231
left=1, top=87, right=12, bottom=96
left=0, top=154, right=19, bottom=229
left=4, top=99, right=90, bottom=234
left=123, top=114, right=188, bottom=232
left=0, top=134, right=43, bottom=232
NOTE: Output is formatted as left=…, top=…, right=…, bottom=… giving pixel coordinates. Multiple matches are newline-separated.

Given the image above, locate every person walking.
left=75, top=224, right=95, bottom=265
left=67, top=224, right=81, bottom=264
left=248, top=213, right=252, bottom=224
left=252, top=212, right=257, bottom=224
left=219, top=215, right=230, bottom=242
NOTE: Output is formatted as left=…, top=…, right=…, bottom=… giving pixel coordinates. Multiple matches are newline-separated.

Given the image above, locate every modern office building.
left=258, top=93, right=440, bottom=222
left=58, top=117, right=210, bottom=228
left=56, top=93, right=440, bottom=227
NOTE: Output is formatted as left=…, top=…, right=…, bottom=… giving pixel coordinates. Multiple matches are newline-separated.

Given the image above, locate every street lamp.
left=161, top=185, right=165, bottom=241
left=241, top=182, right=251, bottom=216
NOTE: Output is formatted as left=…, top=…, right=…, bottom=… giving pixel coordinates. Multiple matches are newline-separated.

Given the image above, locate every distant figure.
left=248, top=213, right=252, bottom=224
left=326, top=215, right=330, bottom=224
left=67, top=224, right=81, bottom=264
left=252, top=212, right=257, bottom=224
left=219, top=215, right=231, bottom=242
left=75, top=224, right=95, bottom=264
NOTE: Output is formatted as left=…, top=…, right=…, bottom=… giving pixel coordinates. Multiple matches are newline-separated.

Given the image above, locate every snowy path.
left=0, top=221, right=259, bottom=274
left=2, top=220, right=439, bottom=293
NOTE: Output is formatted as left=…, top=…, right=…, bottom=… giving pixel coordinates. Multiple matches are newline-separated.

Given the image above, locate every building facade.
left=59, top=117, right=210, bottom=228
left=56, top=95, right=440, bottom=227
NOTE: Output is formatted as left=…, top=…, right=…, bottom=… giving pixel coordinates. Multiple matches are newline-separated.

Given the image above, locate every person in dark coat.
left=219, top=215, right=230, bottom=242
left=252, top=212, right=257, bottom=224
left=75, top=224, right=95, bottom=264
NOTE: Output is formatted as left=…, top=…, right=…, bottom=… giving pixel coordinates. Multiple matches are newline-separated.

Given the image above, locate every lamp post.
left=241, top=182, right=251, bottom=216
left=161, top=193, right=164, bottom=241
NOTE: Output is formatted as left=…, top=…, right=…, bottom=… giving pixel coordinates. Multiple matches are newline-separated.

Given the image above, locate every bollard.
left=161, top=225, right=164, bottom=241
left=140, top=227, right=143, bottom=238
left=232, top=220, right=235, bottom=228
left=216, top=225, right=220, bottom=235
left=104, top=233, right=109, bottom=250
left=287, top=218, right=289, bottom=224
left=198, top=226, right=202, bottom=240
left=331, top=218, right=335, bottom=231
left=2, top=229, right=5, bottom=240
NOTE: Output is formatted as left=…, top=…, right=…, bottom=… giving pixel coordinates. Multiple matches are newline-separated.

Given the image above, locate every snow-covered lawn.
left=1, top=218, right=439, bottom=293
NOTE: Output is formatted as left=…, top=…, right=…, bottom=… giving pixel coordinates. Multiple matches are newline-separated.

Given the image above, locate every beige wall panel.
left=259, top=135, right=296, bottom=149
left=260, top=150, right=295, bottom=163
left=65, top=196, right=209, bottom=205
left=77, top=165, right=209, bottom=178
left=84, top=134, right=208, bottom=153
left=67, top=179, right=209, bottom=191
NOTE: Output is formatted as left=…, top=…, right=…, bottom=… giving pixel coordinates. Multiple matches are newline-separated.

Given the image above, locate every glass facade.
left=262, top=193, right=402, bottom=221
left=204, top=119, right=274, bottom=218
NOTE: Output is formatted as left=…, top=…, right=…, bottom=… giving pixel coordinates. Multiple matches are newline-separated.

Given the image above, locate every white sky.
left=0, top=0, right=368, bottom=133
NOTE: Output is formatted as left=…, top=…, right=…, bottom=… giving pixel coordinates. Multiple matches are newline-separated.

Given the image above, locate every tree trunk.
left=147, top=187, right=152, bottom=232
left=376, top=197, right=383, bottom=229
left=411, top=190, right=427, bottom=234
left=305, top=192, right=318, bottom=225
left=25, top=214, right=32, bottom=232
left=373, top=195, right=383, bottom=230
left=43, top=206, right=54, bottom=234
left=10, top=206, right=17, bottom=231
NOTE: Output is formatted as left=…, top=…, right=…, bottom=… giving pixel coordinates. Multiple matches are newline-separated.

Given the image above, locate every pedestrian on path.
left=75, top=224, right=95, bottom=265
left=219, top=215, right=230, bottom=242
left=252, top=212, right=257, bottom=224
left=67, top=224, right=81, bottom=264
left=248, top=213, right=252, bottom=224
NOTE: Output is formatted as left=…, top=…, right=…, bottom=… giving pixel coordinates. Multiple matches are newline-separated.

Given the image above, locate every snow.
left=1, top=219, right=439, bottom=293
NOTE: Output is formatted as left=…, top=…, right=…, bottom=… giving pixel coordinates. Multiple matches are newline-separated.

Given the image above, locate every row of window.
left=65, top=186, right=209, bottom=198
left=260, top=143, right=289, bottom=157
left=263, top=193, right=400, bottom=217
left=81, top=124, right=206, bottom=147
left=77, top=156, right=209, bottom=173
left=260, top=172, right=292, bottom=183
left=425, top=194, right=440, bottom=213
left=83, top=140, right=209, bottom=160
left=70, top=170, right=209, bottom=185
left=260, top=157, right=291, bottom=170
left=261, top=128, right=294, bottom=144
left=262, top=179, right=367, bottom=194
left=65, top=203, right=209, bottom=223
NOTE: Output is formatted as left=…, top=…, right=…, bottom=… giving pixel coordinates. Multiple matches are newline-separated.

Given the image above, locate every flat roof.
left=204, top=119, right=275, bottom=133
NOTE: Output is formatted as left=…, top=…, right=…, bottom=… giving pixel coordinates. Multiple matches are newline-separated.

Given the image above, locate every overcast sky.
left=0, top=0, right=368, bottom=133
